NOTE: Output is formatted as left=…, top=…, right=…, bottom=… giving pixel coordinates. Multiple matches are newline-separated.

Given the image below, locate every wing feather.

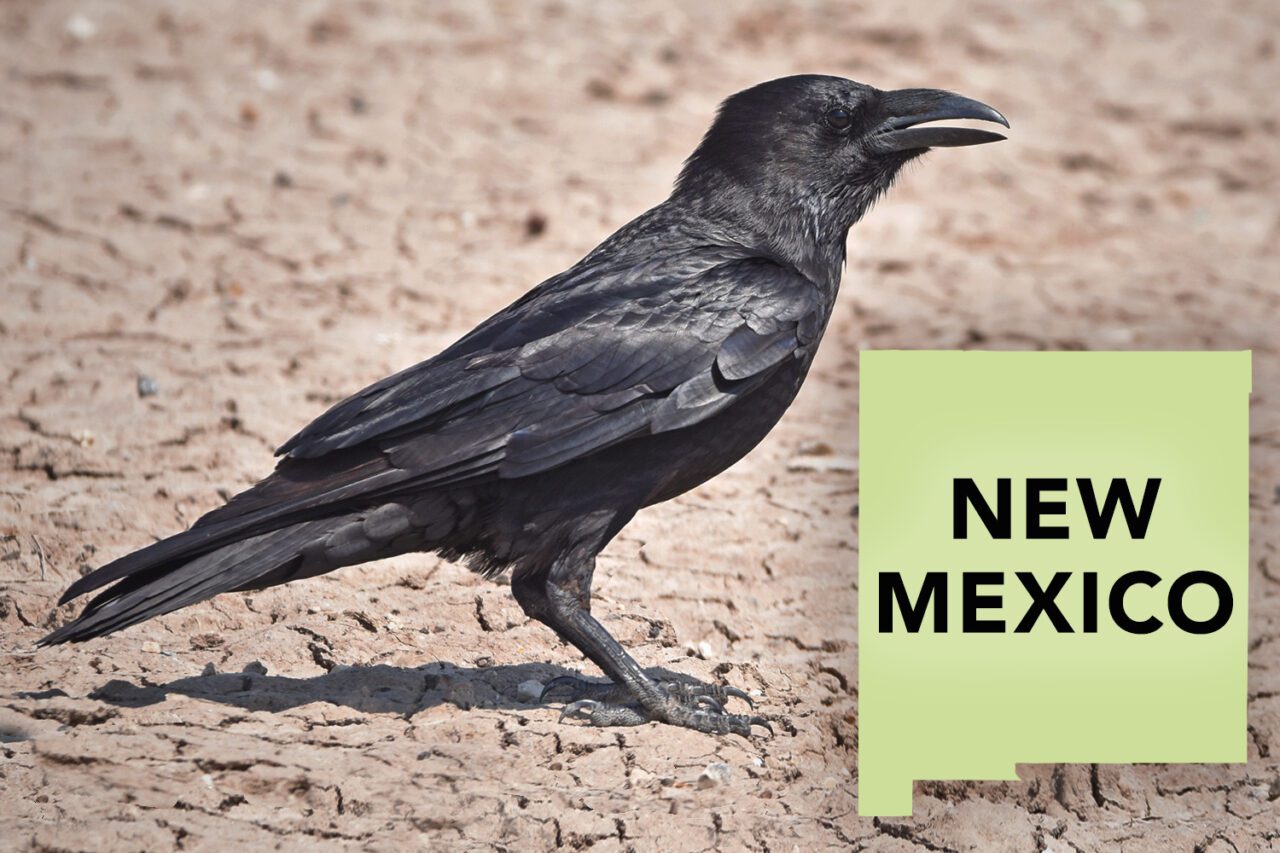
left=272, top=255, right=821, bottom=500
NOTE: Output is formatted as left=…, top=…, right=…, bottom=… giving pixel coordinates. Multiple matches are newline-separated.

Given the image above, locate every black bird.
left=41, top=76, right=1006, bottom=736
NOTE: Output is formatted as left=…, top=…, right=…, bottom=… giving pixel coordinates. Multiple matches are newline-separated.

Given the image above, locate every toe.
left=559, top=699, right=601, bottom=722
left=540, top=675, right=588, bottom=702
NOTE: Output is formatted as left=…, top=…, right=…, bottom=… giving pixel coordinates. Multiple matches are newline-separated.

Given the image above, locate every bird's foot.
left=541, top=674, right=754, bottom=708
left=548, top=677, right=770, bottom=737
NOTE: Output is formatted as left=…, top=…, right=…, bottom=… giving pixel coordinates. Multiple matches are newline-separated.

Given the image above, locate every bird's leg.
left=511, top=541, right=770, bottom=737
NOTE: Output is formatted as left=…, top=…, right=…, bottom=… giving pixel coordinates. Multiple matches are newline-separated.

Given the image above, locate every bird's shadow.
left=82, top=660, right=701, bottom=718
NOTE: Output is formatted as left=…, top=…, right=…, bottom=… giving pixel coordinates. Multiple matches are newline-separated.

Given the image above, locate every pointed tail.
left=38, top=511, right=399, bottom=645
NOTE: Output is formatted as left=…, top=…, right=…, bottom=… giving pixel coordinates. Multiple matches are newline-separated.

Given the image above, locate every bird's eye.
left=825, top=107, right=853, bottom=131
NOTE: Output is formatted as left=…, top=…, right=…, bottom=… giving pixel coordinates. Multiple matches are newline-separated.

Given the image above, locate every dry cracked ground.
left=1, top=1, right=1279, bottom=850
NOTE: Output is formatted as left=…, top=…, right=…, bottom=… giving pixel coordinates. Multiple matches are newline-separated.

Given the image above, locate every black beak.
left=874, top=88, right=1009, bottom=152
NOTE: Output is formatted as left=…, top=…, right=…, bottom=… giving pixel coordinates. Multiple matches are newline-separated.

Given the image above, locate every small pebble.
left=254, top=68, right=280, bottom=91
left=696, top=640, right=714, bottom=660
left=141, top=641, right=160, bottom=654
left=698, top=762, right=731, bottom=788
left=517, top=679, right=544, bottom=704
left=524, top=211, right=548, bottom=238
left=136, top=375, right=158, bottom=397
left=242, top=660, right=267, bottom=676
left=201, top=662, right=216, bottom=677
left=65, top=15, right=96, bottom=41
left=786, top=455, right=856, bottom=473
left=796, top=440, right=834, bottom=456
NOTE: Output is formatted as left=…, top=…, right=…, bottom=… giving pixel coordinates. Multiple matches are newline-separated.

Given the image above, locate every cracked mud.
left=1, top=1, right=1278, bottom=850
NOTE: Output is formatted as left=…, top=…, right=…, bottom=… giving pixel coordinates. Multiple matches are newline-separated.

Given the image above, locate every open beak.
left=874, top=88, right=1009, bottom=152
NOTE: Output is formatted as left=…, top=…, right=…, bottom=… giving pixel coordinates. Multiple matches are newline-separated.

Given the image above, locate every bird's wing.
left=278, top=255, right=823, bottom=476
left=208, top=256, right=820, bottom=526
left=59, top=257, right=822, bottom=604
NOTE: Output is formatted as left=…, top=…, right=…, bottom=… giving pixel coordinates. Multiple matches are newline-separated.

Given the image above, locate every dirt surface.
left=1, top=1, right=1278, bottom=850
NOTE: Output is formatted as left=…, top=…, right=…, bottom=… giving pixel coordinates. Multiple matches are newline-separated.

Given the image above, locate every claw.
left=724, top=686, right=755, bottom=709
left=543, top=673, right=773, bottom=736
left=540, top=675, right=584, bottom=703
left=559, top=699, right=600, bottom=722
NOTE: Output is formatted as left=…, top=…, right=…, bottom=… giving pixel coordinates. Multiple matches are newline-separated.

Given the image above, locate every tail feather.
left=56, top=514, right=260, bottom=607
left=56, top=445, right=403, bottom=608
left=39, top=519, right=335, bottom=645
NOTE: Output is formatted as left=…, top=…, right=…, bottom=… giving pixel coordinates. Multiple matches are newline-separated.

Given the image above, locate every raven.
left=41, top=76, right=1006, bottom=736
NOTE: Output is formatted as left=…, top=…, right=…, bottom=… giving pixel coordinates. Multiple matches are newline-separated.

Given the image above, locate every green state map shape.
left=858, top=351, right=1250, bottom=816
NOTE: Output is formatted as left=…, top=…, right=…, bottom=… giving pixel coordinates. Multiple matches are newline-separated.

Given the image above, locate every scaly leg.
left=511, top=532, right=770, bottom=737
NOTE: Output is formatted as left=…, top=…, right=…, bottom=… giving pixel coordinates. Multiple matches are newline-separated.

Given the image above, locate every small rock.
left=136, top=375, right=158, bottom=397
left=696, top=640, right=714, bottom=660
left=1098, top=326, right=1136, bottom=345
left=585, top=78, right=615, bottom=100
left=254, top=68, right=280, bottom=91
left=698, top=762, right=731, bottom=789
left=65, top=15, right=96, bottom=41
left=786, top=455, right=857, bottom=474
left=517, top=679, right=544, bottom=704
left=242, top=660, right=267, bottom=676
left=524, top=211, right=548, bottom=238
left=141, top=641, right=160, bottom=654
left=200, top=663, right=216, bottom=677
left=71, top=428, right=95, bottom=448
left=273, top=171, right=293, bottom=188
left=796, top=440, right=833, bottom=457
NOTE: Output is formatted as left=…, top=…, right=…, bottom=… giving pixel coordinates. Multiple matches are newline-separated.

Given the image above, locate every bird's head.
left=674, top=75, right=1007, bottom=272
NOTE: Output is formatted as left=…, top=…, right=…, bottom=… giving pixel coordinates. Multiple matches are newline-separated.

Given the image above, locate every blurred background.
left=1, top=1, right=1277, bottom=849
